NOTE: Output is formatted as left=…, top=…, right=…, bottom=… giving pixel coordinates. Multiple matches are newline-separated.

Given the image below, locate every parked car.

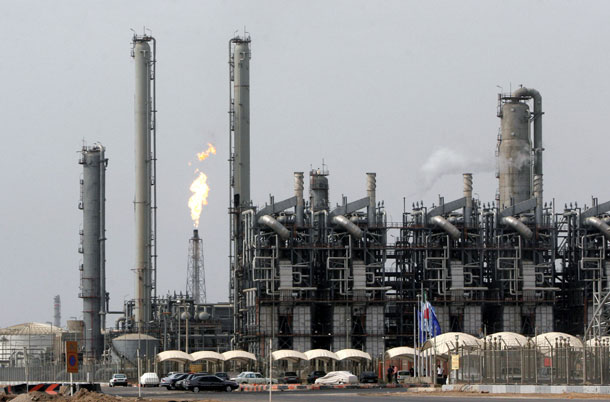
left=109, top=373, right=128, bottom=387
left=187, top=375, right=239, bottom=392
left=231, top=371, right=278, bottom=384
left=396, top=370, right=410, bottom=382
left=176, top=373, right=208, bottom=390
left=359, top=371, right=378, bottom=383
left=214, top=372, right=229, bottom=381
left=160, top=372, right=188, bottom=390
left=307, top=370, right=326, bottom=384
left=315, top=371, right=358, bottom=385
left=281, top=371, right=299, bottom=384
left=139, top=372, right=160, bottom=387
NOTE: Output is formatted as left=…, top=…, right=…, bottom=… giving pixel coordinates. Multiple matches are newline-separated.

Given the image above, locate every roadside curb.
left=238, top=383, right=431, bottom=392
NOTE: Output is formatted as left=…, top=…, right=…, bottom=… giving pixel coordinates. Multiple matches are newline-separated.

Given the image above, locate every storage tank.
left=111, top=333, right=159, bottom=365
left=498, top=101, right=531, bottom=209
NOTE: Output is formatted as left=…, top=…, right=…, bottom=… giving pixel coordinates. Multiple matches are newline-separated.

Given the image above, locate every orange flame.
left=197, top=143, right=217, bottom=161
left=188, top=172, right=209, bottom=227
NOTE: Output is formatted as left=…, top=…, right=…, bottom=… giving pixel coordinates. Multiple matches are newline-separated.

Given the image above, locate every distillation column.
left=233, top=38, right=251, bottom=207
left=79, top=145, right=107, bottom=359
left=133, top=35, right=155, bottom=330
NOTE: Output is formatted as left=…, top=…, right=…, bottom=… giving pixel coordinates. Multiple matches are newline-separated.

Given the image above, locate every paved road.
left=103, top=386, right=610, bottom=401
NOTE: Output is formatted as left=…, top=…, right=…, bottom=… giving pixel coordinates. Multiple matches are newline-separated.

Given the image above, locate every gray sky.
left=1, top=0, right=609, bottom=329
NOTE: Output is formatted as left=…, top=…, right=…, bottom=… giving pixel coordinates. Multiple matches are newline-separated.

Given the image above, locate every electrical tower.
left=187, top=229, right=206, bottom=304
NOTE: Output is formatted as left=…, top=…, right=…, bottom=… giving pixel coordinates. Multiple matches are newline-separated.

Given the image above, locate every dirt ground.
left=369, top=390, right=610, bottom=399
left=0, top=389, right=222, bottom=402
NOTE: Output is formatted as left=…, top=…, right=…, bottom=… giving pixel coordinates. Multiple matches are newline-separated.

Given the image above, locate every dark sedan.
left=359, top=371, right=378, bottom=383
left=282, top=371, right=300, bottom=384
left=160, top=373, right=187, bottom=390
left=307, top=370, right=326, bottom=384
left=187, top=375, right=239, bottom=392
left=176, top=373, right=208, bottom=390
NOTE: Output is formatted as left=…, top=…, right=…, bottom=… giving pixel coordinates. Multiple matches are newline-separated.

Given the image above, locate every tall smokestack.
left=53, top=295, right=61, bottom=328
left=367, top=173, right=376, bottom=225
left=294, top=172, right=304, bottom=226
left=79, top=144, right=106, bottom=359
left=463, top=173, right=473, bottom=227
left=232, top=38, right=251, bottom=207
left=132, top=35, right=156, bottom=330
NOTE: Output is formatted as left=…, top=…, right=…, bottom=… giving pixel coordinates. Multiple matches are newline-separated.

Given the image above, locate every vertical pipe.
left=233, top=40, right=251, bottom=207
left=533, top=174, right=543, bottom=226
left=367, top=173, right=376, bottom=226
left=463, top=173, right=473, bottom=228
left=294, top=172, right=304, bottom=227
left=99, top=147, right=107, bottom=332
left=133, top=38, right=152, bottom=330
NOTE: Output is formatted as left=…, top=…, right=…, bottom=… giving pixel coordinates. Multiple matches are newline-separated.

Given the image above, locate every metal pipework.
left=584, top=217, right=610, bottom=241
left=332, top=215, right=363, bottom=238
left=533, top=174, right=543, bottom=226
left=133, top=36, right=153, bottom=330
left=258, top=215, right=291, bottom=240
left=367, top=173, right=376, bottom=226
left=501, top=216, right=534, bottom=240
left=294, top=172, right=304, bottom=227
left=463, top=173, right=473, bottom=227
left=430, top=215, right=461, bottom=240
left=233, top=38, right=251, bottom=207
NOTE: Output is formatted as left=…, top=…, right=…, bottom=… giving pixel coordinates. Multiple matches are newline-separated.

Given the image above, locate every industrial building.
left=65, top=32, right=610, bottom=367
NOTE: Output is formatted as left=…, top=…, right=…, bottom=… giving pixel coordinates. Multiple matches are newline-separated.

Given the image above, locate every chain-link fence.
left=0, top=357, right=156, bottom=384
left=453, top=342, right=610, bottom=385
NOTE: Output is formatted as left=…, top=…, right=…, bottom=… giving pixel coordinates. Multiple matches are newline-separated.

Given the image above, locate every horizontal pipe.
left=584, top=216, right=610, bottom=241
left=430, top=215, right=461, bottom=240
left=258, top=215, right=290, bottom=240
left=501, top=216, right=534, bottom=240
left=332, top=215, right=363, bottom=238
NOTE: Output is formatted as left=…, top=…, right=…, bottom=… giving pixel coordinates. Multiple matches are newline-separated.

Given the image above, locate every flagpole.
left=413, top=302, right=417, bottom=378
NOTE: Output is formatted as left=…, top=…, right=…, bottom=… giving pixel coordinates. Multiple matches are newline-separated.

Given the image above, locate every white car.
left=109, top=373, right=128, bottom=387
left=139, top=372, right=160, bottom=387
left=231, top=371, right=278, bottom=384
left=314, top=371, right=358, bottom=385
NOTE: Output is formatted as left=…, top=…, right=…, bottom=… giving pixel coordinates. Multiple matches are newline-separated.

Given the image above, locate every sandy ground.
left=0, top=389, right=223, bottom=402
left=367, top=390, right=610, bottom=399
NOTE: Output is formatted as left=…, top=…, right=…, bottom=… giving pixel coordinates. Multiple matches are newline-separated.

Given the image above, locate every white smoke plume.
left=418, top=147, right=495, bottom=193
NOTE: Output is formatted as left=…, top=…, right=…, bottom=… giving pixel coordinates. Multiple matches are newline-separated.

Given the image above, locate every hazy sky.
left=1, top=0, right=610, bottom=329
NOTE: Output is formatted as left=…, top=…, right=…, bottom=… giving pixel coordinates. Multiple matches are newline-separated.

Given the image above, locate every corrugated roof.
left=156, top=350, right=193, bottom=363
left=271, top=350, right=307, bottom=362
left=482, top=332, right=527, bottom=348
left=191, top=350, right=225, bottom=362
left=222, top=350, right=257, bottom=362
left=532, top=332, right=583, bottom=348
left=585, top=336, right=610, bottom=347
left=385, top=346, right=416, bottom=360
left=422, top=332, right=482, bottom=355
left=304, top=349, right=338, bottom=361
left=335, top=349, right=371, bottom=361
left=0, top=322, right=65, bottom=335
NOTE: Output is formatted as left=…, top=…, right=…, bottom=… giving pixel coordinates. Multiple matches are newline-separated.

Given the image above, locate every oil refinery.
left=1, top=31, right=610, bottom=387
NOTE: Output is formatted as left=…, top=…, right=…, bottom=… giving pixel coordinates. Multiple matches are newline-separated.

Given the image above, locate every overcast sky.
left=1, top=0, right=609, bottom=329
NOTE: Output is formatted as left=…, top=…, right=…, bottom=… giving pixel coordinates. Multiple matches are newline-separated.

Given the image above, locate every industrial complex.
left=2, top=32, right=610, bottom=386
